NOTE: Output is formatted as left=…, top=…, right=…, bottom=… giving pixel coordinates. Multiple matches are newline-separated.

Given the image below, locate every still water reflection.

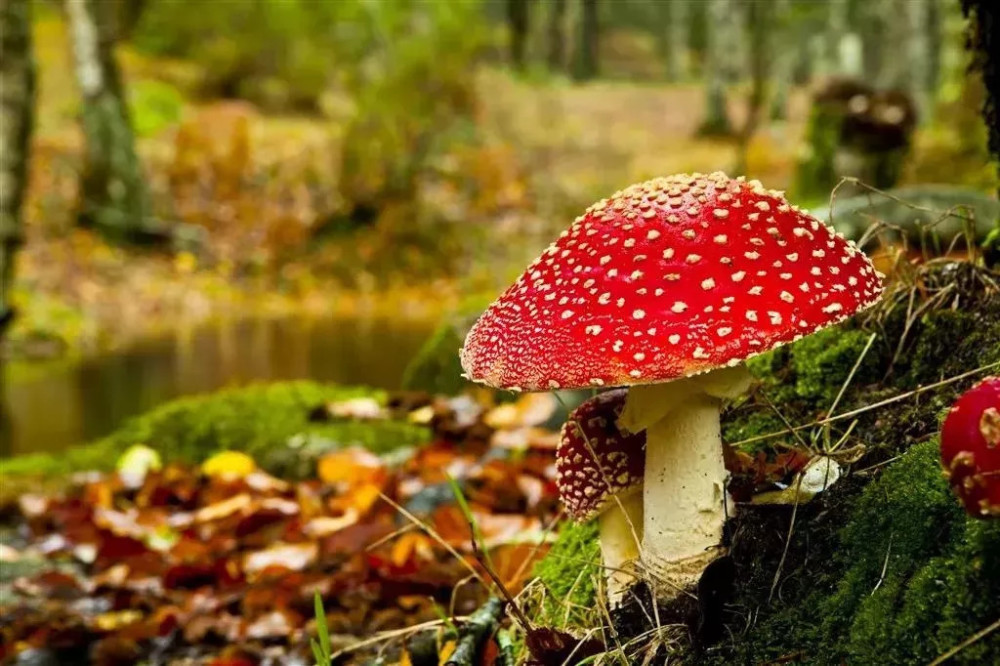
left=3, top=315, right=436, bottom=457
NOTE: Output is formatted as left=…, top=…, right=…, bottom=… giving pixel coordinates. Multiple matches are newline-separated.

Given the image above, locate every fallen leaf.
left=317, top=447, right=386, bottom=486
left=244, top=542, right=317, bottom=575
left=202, top=451, right=257, bottom=479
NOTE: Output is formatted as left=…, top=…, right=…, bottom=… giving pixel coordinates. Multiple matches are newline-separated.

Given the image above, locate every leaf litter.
left=0, top=391, right=818, bottom=665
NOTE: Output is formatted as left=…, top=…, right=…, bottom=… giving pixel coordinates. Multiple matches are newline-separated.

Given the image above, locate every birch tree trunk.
left=66, top=0, right=152, bottom=242
left=0, top=0, right=35, bottom=338
left=699, top=0, right=733, bottom=135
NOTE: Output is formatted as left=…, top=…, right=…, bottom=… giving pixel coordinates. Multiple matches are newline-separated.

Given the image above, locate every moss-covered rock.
left=723, top=441, right=1000, bottom=666
left=401, top=299, right=488, bottom=396
left=0, top=381, right=429, bottom=480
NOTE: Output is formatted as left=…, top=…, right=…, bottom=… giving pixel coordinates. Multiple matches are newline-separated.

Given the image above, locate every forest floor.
left=8, top=13, right=995, bottom=368
left=2, top=252, right=998, bottom=664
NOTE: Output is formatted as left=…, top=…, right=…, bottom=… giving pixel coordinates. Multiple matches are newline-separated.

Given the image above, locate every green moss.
left=901, top=308, right=1000, bottom=388
left=529, top=519, right=601, bottom=628
left=0, top=382, right=429, bottom=480
left=720, top=442, right=1000, bottom=665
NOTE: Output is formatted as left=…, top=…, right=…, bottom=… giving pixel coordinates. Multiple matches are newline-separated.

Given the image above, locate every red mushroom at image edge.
left=941, top=376, right=1000, bottom=518
left=460, top=172, right=884, bottom=600
left=556, top=389, right=644, bottom=603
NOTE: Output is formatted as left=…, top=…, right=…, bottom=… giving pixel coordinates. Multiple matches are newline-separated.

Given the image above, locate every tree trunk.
left=735, top=0, right=772, bottom=174
left=698, top=0, right=733, bottom=135
left=574, top=0, right=599, bottom=81
left=0, top=0, right=36, bottom=456
left=769, top=0, right=792, bottom=120
left=1, top=0, right=35, bottom=338
left=66, top=0, right=152, bottom=242
left=961, top=0, right=1000, bottom=196
left=508, top=0, right=530, bottom=70
left=905, top=0, right=934, bottom=122
left=547, top=0, right=566, bottom=72
left=818, top=0, right=849, bottom=77
left=664, top=0, right=688, bottom=83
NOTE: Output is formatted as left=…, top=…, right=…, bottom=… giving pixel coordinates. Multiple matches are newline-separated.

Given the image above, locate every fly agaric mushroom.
left=556, top=389, right=644, bottom=602
left=461, top=172, right=884, bottom=599
left=941, top=376, right=1000, bottom=518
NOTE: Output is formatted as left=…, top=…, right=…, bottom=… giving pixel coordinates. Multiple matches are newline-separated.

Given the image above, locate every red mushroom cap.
left=941, top=376, right=1000, bottom=518
left=461, top=172, right=884, bottom=391
left=556, top=389, right=645, bottom=521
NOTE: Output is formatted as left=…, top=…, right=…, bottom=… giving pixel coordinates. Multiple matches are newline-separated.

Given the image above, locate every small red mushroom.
left=556, top=389, right=644, bottom=602
left=461, top=172, right=884, bottom=599
left=941, top=376, right=1000, bottom=518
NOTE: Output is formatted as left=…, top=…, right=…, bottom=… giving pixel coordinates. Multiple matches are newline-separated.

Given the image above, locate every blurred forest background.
left=1, top=0, right=996, bottom=455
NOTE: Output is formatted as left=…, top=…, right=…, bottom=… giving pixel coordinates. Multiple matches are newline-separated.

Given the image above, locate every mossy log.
left=0, top=381, right=429, bottom=485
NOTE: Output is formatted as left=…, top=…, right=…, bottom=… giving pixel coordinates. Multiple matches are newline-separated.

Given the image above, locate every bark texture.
left=0, top=0, right=35, bottom=335
left=66, top=0, right=152, bottom=242
left=962, top=0, right=1000, bottom=194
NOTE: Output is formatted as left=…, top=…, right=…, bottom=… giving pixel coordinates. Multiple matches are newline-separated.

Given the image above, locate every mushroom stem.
left=597, top=489, right=643, bottom=605
left=619, top=364, right=752, bottom=597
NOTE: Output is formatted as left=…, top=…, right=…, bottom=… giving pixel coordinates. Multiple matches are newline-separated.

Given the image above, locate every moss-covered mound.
left=529, top=260, right=1000, bottom=664
left=401, top=298, right=488, bottom=396
left=0, top=381, right=429, bottom=480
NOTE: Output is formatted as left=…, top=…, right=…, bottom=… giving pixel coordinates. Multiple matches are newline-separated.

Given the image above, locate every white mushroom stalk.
left=619, top=364, right=752, bottom=594
left=597, top=489, right=644, bottom=604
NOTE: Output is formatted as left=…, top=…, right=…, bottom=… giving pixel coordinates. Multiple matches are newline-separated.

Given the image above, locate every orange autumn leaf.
left=316, top=447, right=386, bottom=486
left=390, top=532, right=436, bottom=568
left=329, top=481, right=385, bottom=515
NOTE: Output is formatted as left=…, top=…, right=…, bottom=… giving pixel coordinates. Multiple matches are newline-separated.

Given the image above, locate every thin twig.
left=870, top=534, right=893, bottom=596
left=377, top=492, right=488, bottom=587
left=732, top=362, right=1000, bottom=448
left=768, top=474, right=803, bottom=604
left=330, top=617, right=469, bottom=660
left=926, top=617, right=1000, bottom=666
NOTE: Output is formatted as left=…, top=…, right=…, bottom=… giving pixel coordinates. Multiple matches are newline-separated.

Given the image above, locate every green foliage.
left=128, top=79, right=185, bottom=138
left=132, top=0, right=342, bottom=109
left=529, top=519, right=601, bottom=627
left=311, top=592, right=333, bottom=666
left=336, top=0, right=486, bottom=213
left=0, top=382, right=429, bottom=479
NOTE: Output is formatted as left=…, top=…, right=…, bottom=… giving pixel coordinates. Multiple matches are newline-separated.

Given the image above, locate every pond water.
left=2, top=315, right=437, bottom=457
